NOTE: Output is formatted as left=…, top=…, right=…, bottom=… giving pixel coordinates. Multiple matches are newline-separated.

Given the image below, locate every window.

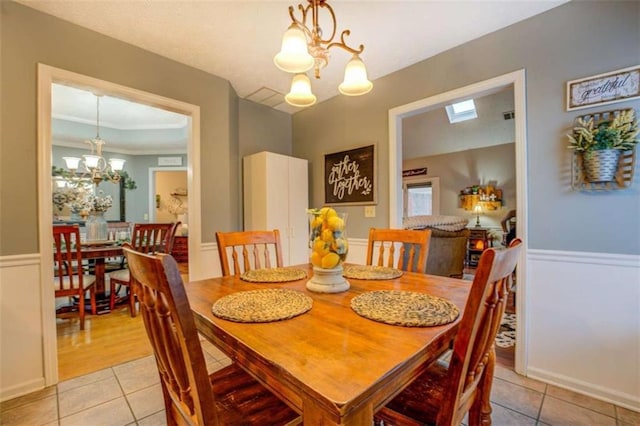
left=403, top=177, right=440, bottom=217
left=445, top=99, right=477, bottom=123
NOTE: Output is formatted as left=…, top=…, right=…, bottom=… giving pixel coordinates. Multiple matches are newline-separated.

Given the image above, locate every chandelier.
left=62, top=94, right=126, bottom=185
left=274, top=0, right=373, bottom=107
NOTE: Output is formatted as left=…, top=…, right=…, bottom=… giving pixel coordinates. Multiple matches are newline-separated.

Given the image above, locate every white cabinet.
left=243, top=152, right=309, bottom=266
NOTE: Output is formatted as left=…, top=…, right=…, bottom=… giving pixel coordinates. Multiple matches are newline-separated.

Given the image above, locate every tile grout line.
left=111, top=365, right=138, bottom=423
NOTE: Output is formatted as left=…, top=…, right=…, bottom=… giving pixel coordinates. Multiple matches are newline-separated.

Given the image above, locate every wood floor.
left=56, top=263, right=189, bottom=381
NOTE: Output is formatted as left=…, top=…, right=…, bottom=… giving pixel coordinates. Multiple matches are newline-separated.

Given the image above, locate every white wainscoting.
left=526, top=249, right=640, bottom=411
left=0, top=254, right=45, bottom=402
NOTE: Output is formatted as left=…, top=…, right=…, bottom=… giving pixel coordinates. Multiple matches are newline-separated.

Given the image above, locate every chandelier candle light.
left=274, top=0, right=373, bottom=107
left=63, top=94, right=126, bottom=185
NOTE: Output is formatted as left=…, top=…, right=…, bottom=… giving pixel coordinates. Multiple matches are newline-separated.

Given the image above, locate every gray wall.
left=1, top=1, right=239, bottom=255
left=404, top=143, right=516, bottom=229
left=293, top=1, right=640, bottom=254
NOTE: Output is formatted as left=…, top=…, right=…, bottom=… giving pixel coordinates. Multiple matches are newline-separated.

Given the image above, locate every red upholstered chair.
left=53, top=225, right=97, bottom=330
left=122, top=245, right=299, bottom=425
left=109, top=222, right=178, bottom=316
left=375, top=239, right=523, bottom=426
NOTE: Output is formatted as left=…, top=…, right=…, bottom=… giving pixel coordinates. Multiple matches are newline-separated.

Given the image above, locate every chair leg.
left=78, top=290, right=86, bottom=331
left=128, top=285, right=137, bottom=317
left=89, top=287, right=97, bottom=316
left=109, top=280, right=117, bottom=311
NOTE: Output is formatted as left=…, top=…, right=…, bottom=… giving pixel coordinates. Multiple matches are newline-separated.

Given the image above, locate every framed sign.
left=566, top=65, right=640, bottom=111
left=324, top=144, right=375, bottom=205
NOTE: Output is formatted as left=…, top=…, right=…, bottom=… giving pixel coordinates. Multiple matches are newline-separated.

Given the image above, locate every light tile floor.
left=2, top=340, right=639, bottom=426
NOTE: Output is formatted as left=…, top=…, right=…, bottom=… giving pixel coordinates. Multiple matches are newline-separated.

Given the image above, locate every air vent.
left=503, top=111, right=515, bottom=120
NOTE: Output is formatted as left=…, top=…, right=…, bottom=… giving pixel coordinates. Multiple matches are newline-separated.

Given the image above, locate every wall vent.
left=503, top=111, right=515, bottom=120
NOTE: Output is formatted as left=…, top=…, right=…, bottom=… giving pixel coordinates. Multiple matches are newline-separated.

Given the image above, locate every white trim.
left=0, top=253, right=41, bottom=268
left=528, top=249, right=640, bottom=268
left=37, top=64, right=202, bottom=385
left=388, top=69, right=528, bottom=374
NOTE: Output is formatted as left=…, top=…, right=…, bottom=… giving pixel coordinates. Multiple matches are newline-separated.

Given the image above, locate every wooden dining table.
left=80, top=243, right=123, bottom=313
left=186, top=264, right=472, bottom=425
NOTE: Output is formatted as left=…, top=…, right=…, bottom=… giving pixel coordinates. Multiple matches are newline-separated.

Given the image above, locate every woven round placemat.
left=240, top=268, right=307, bottom=283
left=212, top=289, right=312, bottom=323
left=350, top=290, right=459, bottom=327
left=343, top=264, right=403, bottom=280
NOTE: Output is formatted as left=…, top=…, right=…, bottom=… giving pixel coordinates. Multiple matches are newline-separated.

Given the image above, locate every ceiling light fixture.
left=274, top=0, right=373, bottom=107
left=63, top=94, right=126, bottom=185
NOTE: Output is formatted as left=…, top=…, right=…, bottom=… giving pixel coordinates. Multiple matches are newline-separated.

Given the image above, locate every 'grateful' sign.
left=567, top=66, right=640, bottom=111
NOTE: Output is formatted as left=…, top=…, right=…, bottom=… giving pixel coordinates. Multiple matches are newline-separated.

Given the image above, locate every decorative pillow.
left=402, top=215, right=469, bottom=232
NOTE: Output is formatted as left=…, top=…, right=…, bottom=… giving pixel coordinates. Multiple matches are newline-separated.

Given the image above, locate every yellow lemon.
left=325, top=208, right=338, bottom=218
left=311, top=216, right=323, bottom=229
left=321, top=252, right=340, bottom=269
left=310, top=251, right=323, bottom=267
left=321, top=228, right=334, bottom=242
left=313, top=238, right=329, bottom=256
left=327, top=216, right=344, bottom=231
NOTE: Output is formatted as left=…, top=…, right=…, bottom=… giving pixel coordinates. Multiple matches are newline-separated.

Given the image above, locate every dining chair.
left=366, top=228, right=432, bottom=273
left=53, top=225, right=97, bottom=330
left=215, top=229, right=283, bottom=276
left=122, top=245, right=300, bottom=425
left=109, top=222, right=178, bottom=316
left=374, top=239, right=523, bottom=426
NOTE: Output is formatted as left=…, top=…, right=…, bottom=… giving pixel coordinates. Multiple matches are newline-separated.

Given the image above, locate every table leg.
left=89, top=258, right=112, bottom=314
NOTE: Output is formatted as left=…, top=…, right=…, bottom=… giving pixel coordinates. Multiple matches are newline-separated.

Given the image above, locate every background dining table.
left=79, top=243, right=123, bottom=313
left=186, top=263, right=472, bottom=425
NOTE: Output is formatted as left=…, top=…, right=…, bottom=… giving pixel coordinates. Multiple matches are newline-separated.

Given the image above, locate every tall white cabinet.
left=243, top=151, right=309, bottom=266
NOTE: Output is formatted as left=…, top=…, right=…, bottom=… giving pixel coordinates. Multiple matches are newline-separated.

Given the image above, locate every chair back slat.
left=367, top=228, right=432, bottom=274
left=123, top=245, right=219, bottom=425
left=130, top=223, right=174, bottom=254
left=438, top=238, right=522, bottom=425
left=216, top=230, right=283, bottom=276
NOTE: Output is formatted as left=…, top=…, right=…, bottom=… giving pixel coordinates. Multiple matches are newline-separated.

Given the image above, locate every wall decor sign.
left=566, top=65, right=640, bottom=111
left=324, top=144, right=375, bottom=205
left=402, top=168, right=427, bottom=178
left=158, top=156, right=183, bottom=166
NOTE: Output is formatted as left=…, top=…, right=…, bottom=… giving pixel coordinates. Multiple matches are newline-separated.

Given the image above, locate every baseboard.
left=528, top=367, right=640, bottom=412
left=0, top=377, right=45, bottom=403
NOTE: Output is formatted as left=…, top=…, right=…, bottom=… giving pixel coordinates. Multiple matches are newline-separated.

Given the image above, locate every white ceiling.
left=22, top=0, right=567, bottom=117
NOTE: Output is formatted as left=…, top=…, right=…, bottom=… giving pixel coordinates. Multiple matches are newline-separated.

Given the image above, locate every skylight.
left=445, top=99, right=478, bottom=123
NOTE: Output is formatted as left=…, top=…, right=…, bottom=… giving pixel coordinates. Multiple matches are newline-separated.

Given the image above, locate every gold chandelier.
left=63, top=94, right=126, bottom=185
left=274, top=0, right=373, bottom=107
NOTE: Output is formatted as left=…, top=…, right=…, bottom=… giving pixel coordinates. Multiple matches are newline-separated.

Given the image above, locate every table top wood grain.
left=186, top=264, right=471, bottom=425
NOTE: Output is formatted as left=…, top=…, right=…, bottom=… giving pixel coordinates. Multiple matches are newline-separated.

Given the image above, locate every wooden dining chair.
left=109, top=222, right=178, bottom=316
left=374, top=239, right=523, bottom=426
left=122, top=245, right=300, bottom=425
left=215, top=229, right=283, bottom=276
left=53, top=225, right=97, bottom=330
left=366, top=228, right=432, bottom=273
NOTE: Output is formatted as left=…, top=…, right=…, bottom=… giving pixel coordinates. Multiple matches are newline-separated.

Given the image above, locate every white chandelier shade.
left=274, top=24, right=315, bottom=73
left=338, top=54, right=373, bottom=96
left=284, top=73, right=317, bottom=107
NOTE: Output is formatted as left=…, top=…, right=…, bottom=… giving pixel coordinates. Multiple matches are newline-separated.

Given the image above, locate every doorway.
left=388, top=70, right=528, bottom=374
left=38, top=64, right=201, bottom=385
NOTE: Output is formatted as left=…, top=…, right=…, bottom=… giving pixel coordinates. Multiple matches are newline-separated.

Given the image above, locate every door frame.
left=149, top=166, right=188, bottom=223
left=388, top=69, right=528, bottom=374
left=37, top=64, right=201, bottom=385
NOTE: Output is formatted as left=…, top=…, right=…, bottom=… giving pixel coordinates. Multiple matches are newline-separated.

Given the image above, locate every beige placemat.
left=240, top=267, right=307, bottom=283
left=350, top=290, right=459, bottom=327
left=212, top=289, right=312, bottom=323
left=343, top=264, right=403, bottom=280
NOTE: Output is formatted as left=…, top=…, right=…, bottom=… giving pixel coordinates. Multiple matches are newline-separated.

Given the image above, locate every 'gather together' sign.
left=324, top=145, right=375, bottom=205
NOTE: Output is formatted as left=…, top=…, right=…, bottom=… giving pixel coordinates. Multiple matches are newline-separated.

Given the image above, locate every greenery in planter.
left=567, top=109, right=639, bottom=158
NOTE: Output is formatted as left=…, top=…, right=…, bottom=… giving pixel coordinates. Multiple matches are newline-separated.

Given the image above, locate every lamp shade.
left=63, top=157, right=81, bottom=170
left=285, top=73, right=317, bottom=107
left=274, top=24, right=314, bottom=73
left=338, top=54, right=373, bottom=96
left=109, top=158, right=126, bottom=171
left=83, top=154, right=102, bottom=169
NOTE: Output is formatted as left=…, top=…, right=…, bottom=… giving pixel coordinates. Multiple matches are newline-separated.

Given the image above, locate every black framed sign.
left=324, top=144, right=375, bottom=205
